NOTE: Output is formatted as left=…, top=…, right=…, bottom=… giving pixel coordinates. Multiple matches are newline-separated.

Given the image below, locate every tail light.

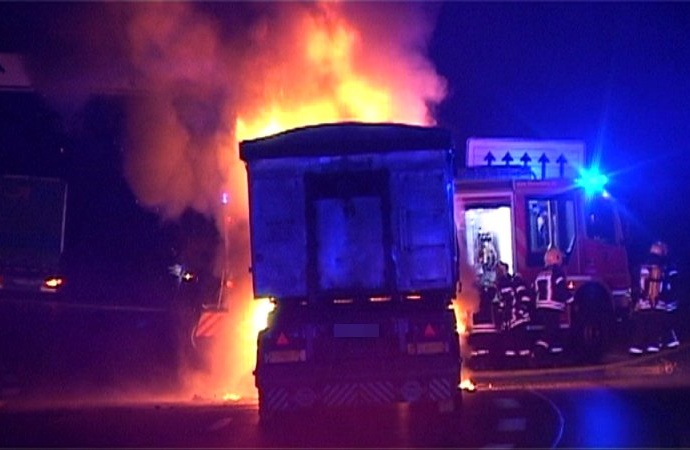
left=406, top=321, right=450, bottom=355
left=263, top=329, right=307, bottom=364
left=41, top=276, right=64, bottom=292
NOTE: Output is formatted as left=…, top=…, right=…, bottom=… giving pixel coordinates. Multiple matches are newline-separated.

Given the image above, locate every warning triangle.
left=423, top=323, right=436, bottom=338
left=276, top=332, right=289, bottom=346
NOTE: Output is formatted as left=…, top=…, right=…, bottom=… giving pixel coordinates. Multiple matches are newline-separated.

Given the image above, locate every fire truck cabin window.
left=526, top=197, right=576, bottom=266
left=585, top=196, right=616, bottom=244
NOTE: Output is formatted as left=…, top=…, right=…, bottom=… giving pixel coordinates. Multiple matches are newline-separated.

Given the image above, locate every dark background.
left=430, top=2, right=690, bottom=267
left=1, top=1, right=689, bottom=398
left=1, top=1, right=689, bottom=287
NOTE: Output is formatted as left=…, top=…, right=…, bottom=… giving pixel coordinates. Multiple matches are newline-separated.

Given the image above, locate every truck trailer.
left=239, top=122, right=462, bottom=424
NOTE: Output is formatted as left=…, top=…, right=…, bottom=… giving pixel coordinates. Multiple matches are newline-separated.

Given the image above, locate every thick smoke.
left=15, top=1, right=447, bottom=399
left=19, top=1, right=445, bottom=222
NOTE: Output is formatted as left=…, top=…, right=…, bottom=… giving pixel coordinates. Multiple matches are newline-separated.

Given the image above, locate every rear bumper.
left=256, top=356, right=460, bottom=412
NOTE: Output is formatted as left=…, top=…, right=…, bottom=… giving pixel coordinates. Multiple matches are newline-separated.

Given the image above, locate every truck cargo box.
left=239, top=122, right=458, bottom=303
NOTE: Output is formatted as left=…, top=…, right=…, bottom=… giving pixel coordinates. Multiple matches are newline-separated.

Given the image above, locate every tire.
left=257, top=391, right=289, bottom=431
left=571, top=285, right=613, bottom=363
left=258, top=399, right=279, bottom=431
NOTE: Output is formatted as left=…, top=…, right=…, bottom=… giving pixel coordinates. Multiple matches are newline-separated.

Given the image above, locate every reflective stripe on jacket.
left=534, top=265, right=572, bottom=311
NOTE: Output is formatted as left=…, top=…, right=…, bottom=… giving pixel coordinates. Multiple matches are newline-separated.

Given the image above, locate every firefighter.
left=504, top=268, right=535, bottom=358
left=533, top=247, right=573, bottom=357
left=477, top=231, right=499, bottom=285
left=470, top=279, right=500, bottom=359
left=493, top=261, right=511, bottom=330
left=469, top=232, right=502, bottom=361
left=495, top=262, right=533, bottom=357
left=660, top=244, right=680, bottom=349
left=629, top=241, right=676, bottom=354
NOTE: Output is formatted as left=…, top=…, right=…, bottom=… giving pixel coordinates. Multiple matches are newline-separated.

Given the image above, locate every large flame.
left=18, top=1, right=447, bottom=402
left=201, top=2, right=446, bottom=401
left=236, top=3, right=423, bottom=141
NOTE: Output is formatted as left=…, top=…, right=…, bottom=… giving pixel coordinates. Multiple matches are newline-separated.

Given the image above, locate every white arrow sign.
left=466, top=137, right=586, bottom=180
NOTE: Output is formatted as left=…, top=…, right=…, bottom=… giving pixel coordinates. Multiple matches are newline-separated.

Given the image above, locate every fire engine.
left=458, top=138, right=631, bottom=364
left=239, top=122, right=462, bottom=425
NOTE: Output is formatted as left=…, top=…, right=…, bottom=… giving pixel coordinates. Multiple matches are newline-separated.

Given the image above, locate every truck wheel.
left=257, top=393, right=285, bottom=431
left=572, top=287, right=613, bottom=363
left=258, top=403, right=278, bottom=430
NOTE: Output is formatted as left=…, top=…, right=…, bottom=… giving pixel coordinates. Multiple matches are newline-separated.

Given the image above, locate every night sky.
left=2, top=1, right=689, bottom=268
left=429, top=2, right=690, bottom=258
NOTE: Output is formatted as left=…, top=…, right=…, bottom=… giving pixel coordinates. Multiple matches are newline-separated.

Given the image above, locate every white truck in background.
left=0, top=175, right=67, bottom=299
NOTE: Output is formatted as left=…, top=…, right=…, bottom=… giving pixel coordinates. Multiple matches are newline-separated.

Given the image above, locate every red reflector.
left=276, top=332, right=289, bottom=346
left=423, top=323, right=436, bottom=338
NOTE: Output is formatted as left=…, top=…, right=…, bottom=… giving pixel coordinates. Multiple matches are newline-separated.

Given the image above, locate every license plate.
left=415, top=341, right=447, bottom=355
left=265, top=350, right=305, bottom=363
left=333, top=323, right=380, bottom=338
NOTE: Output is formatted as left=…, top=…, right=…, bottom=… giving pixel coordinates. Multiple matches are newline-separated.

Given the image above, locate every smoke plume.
left=15, top=1, right=448, bottom=399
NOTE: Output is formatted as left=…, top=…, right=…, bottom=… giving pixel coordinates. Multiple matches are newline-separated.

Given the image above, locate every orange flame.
left=459, top=378, right=476, bottom=392
left=236, top=2, right=440, bottom=141
left=194, top=2, right=446, bottom=402
left=5, top=1, right=447, bottom=405
left=115, top=1, right=446, bottom=403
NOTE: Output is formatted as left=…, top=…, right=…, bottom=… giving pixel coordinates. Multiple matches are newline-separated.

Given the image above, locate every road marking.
left=528, top=389, right=565, bottom=448
left=496, top=417, right=527, bottom=432
left=493, top=397, right=520, bottom=409
left=0, top=296, right=167, bottom=313
left=207, top=416, right=233, bottom=431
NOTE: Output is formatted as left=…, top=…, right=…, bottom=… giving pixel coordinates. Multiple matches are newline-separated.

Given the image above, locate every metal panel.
left=248, top=173, right=306, bottom=298
left=314, top=196, right=385, bottom=291
left=393, top=169, right=454, bottom=291
left=245, top=142, right=457, bottom=300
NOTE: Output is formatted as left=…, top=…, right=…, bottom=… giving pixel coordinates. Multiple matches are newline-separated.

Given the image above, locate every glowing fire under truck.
left=458, top=138, right=631, bottom=364
left=240, top=123, right=462, bottom=425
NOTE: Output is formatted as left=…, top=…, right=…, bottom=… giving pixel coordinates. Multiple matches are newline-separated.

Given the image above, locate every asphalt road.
left=3, top=296, right=690, bottom=448
left=0, top=390, right=562, bottom=448
left=3, top=382, right=690, bottom=448
left=547, top=388, right=690, bottom=448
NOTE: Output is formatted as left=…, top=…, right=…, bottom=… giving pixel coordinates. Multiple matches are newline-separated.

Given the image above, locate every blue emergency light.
left=576, top=167, right=608, bottom=196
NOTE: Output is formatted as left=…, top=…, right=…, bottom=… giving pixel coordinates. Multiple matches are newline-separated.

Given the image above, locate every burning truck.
left=239, top=122, right=462, bottom=425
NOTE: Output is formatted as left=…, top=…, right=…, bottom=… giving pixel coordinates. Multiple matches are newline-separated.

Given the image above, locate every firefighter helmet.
left=544, top=247, right=563, bottom=266
left=649, top=241, right=668, bottom=257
